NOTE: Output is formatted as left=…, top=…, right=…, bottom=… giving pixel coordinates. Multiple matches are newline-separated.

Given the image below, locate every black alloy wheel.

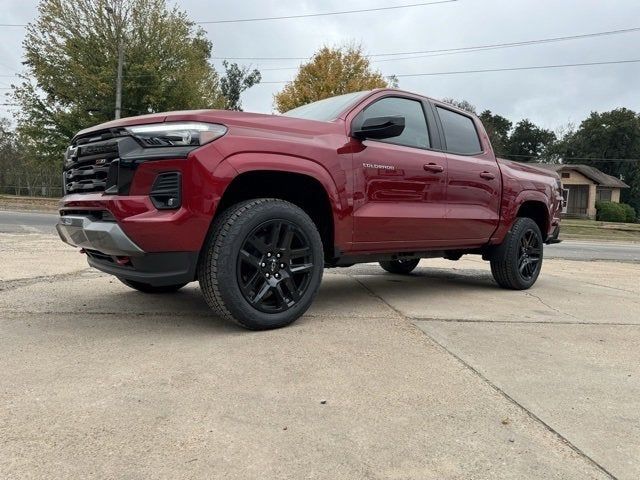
left=198, top=198, right=324, bottom=330
left=490, top=217, right=544, bottom=290
left=237, top=219, right=315, bottom=313
left=517, top=229, right=542, bottom=280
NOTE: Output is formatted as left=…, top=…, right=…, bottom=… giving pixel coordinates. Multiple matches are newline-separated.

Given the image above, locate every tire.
left=490, top=217, right=544, bottom=290
left=379, top=258, right=420, bottom=274
left=119, top=278, right=187, bottom=293
left=198, top=198, right=324, bottom=330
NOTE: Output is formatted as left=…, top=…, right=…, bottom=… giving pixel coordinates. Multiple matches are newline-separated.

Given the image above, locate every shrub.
left=619, top=203, right=637, bottom=223
left=596, top=201, right=636, bottom=223
left=596, top=201, right=626, bottom=222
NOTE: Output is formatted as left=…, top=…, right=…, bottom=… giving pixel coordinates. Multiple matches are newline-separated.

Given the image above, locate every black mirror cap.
left=352, top=115, right=405, bottom=140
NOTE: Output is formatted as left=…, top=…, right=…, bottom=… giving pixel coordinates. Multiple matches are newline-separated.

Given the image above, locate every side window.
left=436, top=107, right=482, bottom=155
left=358, top=97, right=430, bottom=149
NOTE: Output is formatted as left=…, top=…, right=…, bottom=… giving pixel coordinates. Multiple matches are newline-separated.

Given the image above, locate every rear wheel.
left=118, top=278, right=187, bottom=293
left=379, top=258, right=420, bottom=274
left=198, top=198, right=324, bottom=330
left=490, top=217, right=543, bottom=290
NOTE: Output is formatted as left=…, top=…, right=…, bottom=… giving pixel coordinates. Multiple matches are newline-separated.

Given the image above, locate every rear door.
left=349, top=95, right=449, bottom=250
left=433, top=104, right=501, bottom=243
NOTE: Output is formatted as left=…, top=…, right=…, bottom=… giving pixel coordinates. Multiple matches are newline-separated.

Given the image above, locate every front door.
left=566, top=185, right=589, bottom=216
left=351, top=95, right=448, bottom=250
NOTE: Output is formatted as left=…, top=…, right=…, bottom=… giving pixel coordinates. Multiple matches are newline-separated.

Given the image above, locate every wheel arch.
left=490, top=189, right=552, bottom=246
left=515, top=195, right=550, bottom=237
left=212, top=153, right=345, bottom=259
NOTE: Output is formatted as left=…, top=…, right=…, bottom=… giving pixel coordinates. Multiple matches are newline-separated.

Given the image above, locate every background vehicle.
left=57, top=89, right=563, bottom=330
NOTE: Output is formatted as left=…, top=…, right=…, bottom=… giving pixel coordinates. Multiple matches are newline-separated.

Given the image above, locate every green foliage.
left=273, top=45, right=391, bottom=113
left=0, top=118, right=60, bottom=195
left=596, top=201, right=632, bottom=223
left=11, top=0, right=261, bottom=171
left=554, top=108, right=640, bottom=213
left=479, top=110, right=512, bottom=157
left=0, top=119, right=18, bottom=188
left=620, top=203, right=637, bottom=223
left=442, top=98, right=476, bottom=114
left=507, top=119, right=556, bottom=162
left=220, top=61, right=261, bottom=111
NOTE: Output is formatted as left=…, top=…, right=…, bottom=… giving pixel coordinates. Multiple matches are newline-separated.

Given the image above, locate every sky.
left=1, top=0, right=640, bottom=132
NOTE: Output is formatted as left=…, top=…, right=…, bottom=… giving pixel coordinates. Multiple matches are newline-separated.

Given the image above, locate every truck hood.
left=74, top=109, right=341, bottom=140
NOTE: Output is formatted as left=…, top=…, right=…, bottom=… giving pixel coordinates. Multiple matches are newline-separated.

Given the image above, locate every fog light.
left=150, top=172, right=181, bottom=210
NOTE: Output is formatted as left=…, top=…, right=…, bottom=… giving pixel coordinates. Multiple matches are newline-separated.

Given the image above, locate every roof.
left=535, top=164, right=629, bottom=188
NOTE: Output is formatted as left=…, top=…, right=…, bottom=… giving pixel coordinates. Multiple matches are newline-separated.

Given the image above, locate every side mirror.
left=352, top=115, right=405, bottom=140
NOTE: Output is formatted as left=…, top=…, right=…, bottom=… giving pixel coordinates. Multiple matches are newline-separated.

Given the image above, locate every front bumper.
left=56, top=215, right=143, bottom=256
left=57, top=215, right=198, bottom=286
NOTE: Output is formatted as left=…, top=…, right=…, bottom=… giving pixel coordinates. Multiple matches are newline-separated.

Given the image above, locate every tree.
left=0, top=119, right=17, bottom=190
left=273, top=45, right=391, bottom=112
left=220, top=61, right=261, bottom=111
left=507, top=119, right=556, bottom=162
left=555, top=108, right=640, bottom=212
left=441, top=98, right=476, bottom=114
left=11, top=0, right=260, bottom=171
left=479, top=110, right=512, bottom=156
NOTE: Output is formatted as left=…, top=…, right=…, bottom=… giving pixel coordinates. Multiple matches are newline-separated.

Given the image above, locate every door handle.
left=479, top=171, right=496, bottom=180
left=423, top=163, right=444, bottom=173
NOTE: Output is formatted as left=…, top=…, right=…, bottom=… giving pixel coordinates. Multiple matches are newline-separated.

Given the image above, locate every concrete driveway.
left=1, top=231, right=638, bottom=479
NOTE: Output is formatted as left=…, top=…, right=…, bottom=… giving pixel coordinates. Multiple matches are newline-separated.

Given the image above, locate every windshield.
left=282, top=91, right=371, bottom=121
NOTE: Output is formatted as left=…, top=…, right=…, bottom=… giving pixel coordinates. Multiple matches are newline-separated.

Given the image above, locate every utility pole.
left=115, top=39, right=124, bottom=119
left=106, top=4, right=124, bottom=119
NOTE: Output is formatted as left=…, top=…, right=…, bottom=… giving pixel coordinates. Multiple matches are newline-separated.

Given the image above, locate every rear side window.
left=358, top=97, right=430, bottom=149
left=436, top=107, right=482, bottom=155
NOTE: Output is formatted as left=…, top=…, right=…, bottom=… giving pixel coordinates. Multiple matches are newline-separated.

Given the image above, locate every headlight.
left=126, top=122, right=227, bottom=147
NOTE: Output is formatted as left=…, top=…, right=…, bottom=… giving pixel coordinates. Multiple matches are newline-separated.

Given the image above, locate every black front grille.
left=64, top=139, right=120, bottom=194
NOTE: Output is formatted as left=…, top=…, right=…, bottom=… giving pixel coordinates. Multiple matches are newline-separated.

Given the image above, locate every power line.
left=224, top=58, right=640, bottom=84
left=0, top=1, right=458, bottom=28
left=393, top=59, right=640, bottom=78
left=5, top=58, right=639, bottom=89
left=196, top=1, right=457, bottom=24
left=212, top=26, right=640, bottom=61
left=525, top=156, right=640, bottom=163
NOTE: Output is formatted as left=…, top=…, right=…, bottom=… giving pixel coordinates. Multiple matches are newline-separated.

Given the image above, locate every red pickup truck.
left=57, top=88, right=563, bottom=329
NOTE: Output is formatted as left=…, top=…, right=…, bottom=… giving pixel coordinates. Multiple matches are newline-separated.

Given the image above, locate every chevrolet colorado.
left=57, top=88, right=563, bottom=330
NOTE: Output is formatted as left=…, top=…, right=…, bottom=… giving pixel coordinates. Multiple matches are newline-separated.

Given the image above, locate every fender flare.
left=209, top=152, right=352, bottom=251
left=218, top=152, right=344, bottom=211
left=491, top=189, right=551, bottom=244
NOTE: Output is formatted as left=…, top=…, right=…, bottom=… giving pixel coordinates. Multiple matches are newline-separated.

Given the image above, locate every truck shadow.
left=97, top=266, right=499, bottom=330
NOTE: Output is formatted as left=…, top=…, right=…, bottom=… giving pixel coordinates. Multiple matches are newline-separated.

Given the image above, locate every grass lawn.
left=560, top=219, right=640, bottom=242
left=0, top=195, right=60, bottom=213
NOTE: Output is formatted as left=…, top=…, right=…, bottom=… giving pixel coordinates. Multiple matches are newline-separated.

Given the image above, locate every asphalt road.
left=1, top=209, right=639, bottom=262
left=0, top=210, right=57, bottom=234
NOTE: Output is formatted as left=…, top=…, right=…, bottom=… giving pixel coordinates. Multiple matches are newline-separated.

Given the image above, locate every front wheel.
left=198, top=198, right=324, bottom=330
left=379, top=258, right=420, bottom=274
left=490, top=217, right=543, bottom=290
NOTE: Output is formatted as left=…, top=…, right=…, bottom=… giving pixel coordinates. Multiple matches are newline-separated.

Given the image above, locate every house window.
left=561, top=172, right=570, bottom=179
left=596, top=188, right=612, bottom=202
